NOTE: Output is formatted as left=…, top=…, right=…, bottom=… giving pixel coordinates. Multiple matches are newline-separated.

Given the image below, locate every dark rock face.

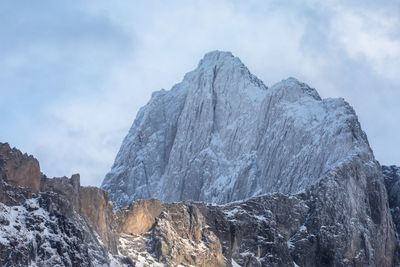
left=0, top=178, right=34, bottom=206
left=208, top=194, right=309, bottom=267
left=383, top=165, right=400, bottom=240
left=297, top=158, right=396, bottom=267
left=41, top=174, right=81, bottom=210
left=0, top=192, right=111, bottom=266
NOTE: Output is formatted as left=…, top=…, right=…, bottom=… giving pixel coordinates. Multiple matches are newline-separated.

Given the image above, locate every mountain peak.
left=102, top=51, right=370, bottom=210
left=198, top=50, right=234, bottom=65
left=270, top=77, right=322, bottom=101
left=182, top=50, right=268, bottom=97
left=195, top=50, right=248, bottom=73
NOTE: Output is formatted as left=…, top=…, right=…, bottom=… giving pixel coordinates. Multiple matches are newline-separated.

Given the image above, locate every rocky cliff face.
left=0, top=143, right=41, bottom=193
left=0, top=192, right=114, bottom=266
left=101, top=51, right=398, bottom=266
left=0, top=143, right=129, bottom=266
left=114, top=170, right=396, bottom=267
left=79, top=186, right=119, bottom=254
left=102, top=51, right=374, bottom=210
left=383, top=165, right=400, bottom=244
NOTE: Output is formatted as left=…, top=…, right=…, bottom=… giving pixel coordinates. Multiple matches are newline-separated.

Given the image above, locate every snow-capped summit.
left=197, top=50, right=234, bottom=65
left=102, top=51, right=372, bottom=210
left=270, top=77, right=322, bottom=101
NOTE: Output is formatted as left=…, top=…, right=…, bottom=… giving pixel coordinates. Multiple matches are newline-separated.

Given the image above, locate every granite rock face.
left=296, top=157, right=396, bottom=267
left=383, top=165, right=400, bottom=242
left=102, top=51, right=375, bottom=209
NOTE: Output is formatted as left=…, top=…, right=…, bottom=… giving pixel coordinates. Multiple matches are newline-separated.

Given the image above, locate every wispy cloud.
left=1, top=0, right=399, bottom=185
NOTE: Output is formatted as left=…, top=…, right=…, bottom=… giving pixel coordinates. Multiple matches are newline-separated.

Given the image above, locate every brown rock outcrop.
left=117, top=198, right=163, bottom=235
left=117, top=199, right=226, bottom=266
left=0, top=143, right=119, bottom=255
left=0, top=142, right=41, bottom=193
left=115, top=194, right=309, bottom=266
left=41, top=174, right=119, bottom=253
left=79, top=186, right=118, bottom=254
left=148, top=202, right=226, bottom=266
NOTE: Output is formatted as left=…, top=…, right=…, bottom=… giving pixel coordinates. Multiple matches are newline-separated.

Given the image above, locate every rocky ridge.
left=0, top=143, right=41, bottom=193
left=0, top=142, right=129, bottom=266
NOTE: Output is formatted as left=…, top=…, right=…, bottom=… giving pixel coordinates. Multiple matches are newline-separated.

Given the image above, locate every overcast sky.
left=1, top=0, right=399, bottom=186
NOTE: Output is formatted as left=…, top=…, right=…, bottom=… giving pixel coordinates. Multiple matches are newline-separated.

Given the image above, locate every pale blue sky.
left=1, top=0, right=399, bottom=186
